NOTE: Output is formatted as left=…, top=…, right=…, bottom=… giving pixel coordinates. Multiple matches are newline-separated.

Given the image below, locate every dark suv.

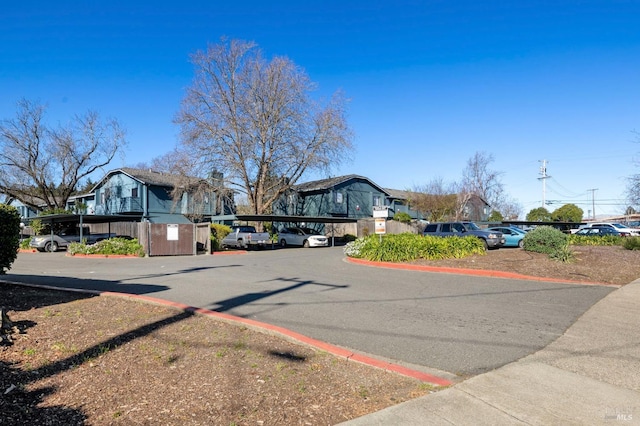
left=422, top=221, right=505, bottom=249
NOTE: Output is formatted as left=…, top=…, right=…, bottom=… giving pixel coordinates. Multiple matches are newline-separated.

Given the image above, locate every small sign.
left=167, top=224, right=179, bottom=241
left=373, top=206, right=389, bottom=218
left=375, top=218, right=386, bottom=234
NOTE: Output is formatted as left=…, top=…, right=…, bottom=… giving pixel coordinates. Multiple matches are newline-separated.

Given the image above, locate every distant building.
left=274, top=174, right=492, bottom=222
left=273, top=175, right=389, bottom=219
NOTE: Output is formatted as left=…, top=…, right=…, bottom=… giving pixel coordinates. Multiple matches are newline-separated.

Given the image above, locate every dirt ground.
left=409, top=245, right=640, bottom=286
left=1, top=245, right=637, bottom=425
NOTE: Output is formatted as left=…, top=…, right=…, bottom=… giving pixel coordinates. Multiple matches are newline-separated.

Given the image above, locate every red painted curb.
left=102, top=291, right=452, bottom=386
left=66, top=253, right=140, bottom=258
left=211, top=250, right=248, bottom=255
left=0, top=281, right=453, bottom=387
left=345, top=257, right=618, bottom=287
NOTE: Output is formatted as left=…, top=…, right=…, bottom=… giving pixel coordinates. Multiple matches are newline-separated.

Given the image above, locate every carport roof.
left=211, top=214, right=357, bottom=224
left=23, top=213, right=142, bottom=225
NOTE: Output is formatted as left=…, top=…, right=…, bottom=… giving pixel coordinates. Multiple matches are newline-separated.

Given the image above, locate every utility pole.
left=587, top=188, right=598, bottom=219
left=538, top=160, right=551, bottom=208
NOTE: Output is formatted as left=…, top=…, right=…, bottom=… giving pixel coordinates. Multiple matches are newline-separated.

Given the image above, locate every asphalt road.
left=4, top=247, right=614, bottom=377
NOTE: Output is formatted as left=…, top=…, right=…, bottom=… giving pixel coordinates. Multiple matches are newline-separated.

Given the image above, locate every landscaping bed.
left=0, top=285, right=434, bottom=425
left=409, top=245, right=640, bottom=286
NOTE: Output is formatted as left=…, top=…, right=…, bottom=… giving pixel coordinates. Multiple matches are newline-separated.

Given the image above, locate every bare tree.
left=175, top=38, right=354, bottom=215
left=627, top=131, right=640, bottom=207
left=461, top=151, right=505, bottom=208
left=0, top=99, right=127, bottom=211
left=496, top=197, right=523, bottom=220
left=410, top=178, right=465, bottom=222
left=627, top=175, right=640, bottom=207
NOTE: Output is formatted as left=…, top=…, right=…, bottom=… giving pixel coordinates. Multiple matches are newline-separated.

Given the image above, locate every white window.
left=335, top=192, right=343, bottom=204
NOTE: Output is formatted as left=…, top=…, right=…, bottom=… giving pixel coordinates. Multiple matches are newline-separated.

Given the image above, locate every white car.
left=277, top=227, right=329, bottom=248
left=574, top=222, right=640, bottom=236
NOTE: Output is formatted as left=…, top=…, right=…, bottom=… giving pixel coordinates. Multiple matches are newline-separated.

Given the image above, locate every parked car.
left=574, top=222, right=639, bottom=236
left=221, top=226, right=271, bottom=249
left=30, top=229, right=116, bottom=252
left=591, top=223, right=639, bottom=236
left=487, top=226, right=527, bottom=248
left=574, top=227, right=622, bottom=237
left=277, top=227, right=329, bottom=248
left=422, top=222, right=505, bottom=249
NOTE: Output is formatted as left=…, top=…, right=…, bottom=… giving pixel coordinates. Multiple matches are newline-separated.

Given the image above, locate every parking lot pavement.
left=340, top=278, right=640, bottom=425
left=5, top=249, right=615, bottom=377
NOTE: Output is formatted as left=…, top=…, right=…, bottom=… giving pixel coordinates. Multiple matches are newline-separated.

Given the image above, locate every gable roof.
left=91, top=168, right=205, bottom=191
left=384, top=188, right=416, bottom=200
left=294, top=174, right=389, bottom=195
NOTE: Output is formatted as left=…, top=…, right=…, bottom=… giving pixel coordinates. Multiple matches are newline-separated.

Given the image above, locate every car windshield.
left=300, top=228, right=321, bottom=235
left=465, top=222, right=481, bottom=231
left=613, top=223, right=630, bottom=229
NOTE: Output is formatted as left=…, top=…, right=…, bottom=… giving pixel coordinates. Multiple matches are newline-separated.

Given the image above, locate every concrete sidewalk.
left=340, top=279, right=640, bottom=425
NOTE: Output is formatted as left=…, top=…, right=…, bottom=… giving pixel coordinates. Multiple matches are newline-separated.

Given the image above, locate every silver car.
left=277, top=227, right=329, bottom=248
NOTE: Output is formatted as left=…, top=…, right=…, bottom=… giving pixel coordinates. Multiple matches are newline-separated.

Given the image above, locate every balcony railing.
left=96, top=197, right=143, bottom=215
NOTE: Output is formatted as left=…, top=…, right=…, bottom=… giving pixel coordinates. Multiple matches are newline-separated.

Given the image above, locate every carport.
left=24, top=213, right=142, bottom=234
left=211, top=214, right=358, bottom=246
left=23, top=213, right=142, bottom=249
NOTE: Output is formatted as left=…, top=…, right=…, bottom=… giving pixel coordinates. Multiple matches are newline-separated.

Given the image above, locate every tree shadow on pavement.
left=0, top=276, right=344, bottom=424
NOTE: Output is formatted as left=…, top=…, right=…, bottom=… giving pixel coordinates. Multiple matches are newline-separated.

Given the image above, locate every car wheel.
left=518, top=239, right=524, bottom=248
left=279, top=239, right=287, bottom=248
left=303, top=239, right=309, bottom=248
left=44, top=241, right=58, bottom=252
left=482, top=239, right=489, bottom=250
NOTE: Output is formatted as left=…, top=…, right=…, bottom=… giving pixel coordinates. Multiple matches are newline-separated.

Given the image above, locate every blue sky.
left=2, top=1, right=639, bottom=218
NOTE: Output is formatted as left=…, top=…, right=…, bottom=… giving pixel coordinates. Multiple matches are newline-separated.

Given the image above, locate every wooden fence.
left=356, top=219, right=421, bottom=237
left=136, top=223, right=210, bottom=256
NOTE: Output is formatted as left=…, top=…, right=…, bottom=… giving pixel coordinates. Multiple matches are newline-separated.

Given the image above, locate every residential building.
left=7, top=197, right=40, bottom=222
left=91, top=168, right=235, bottom=223
left=274, top=174, right=492, bottom=222
left=273, top=175, right=390, bottom=219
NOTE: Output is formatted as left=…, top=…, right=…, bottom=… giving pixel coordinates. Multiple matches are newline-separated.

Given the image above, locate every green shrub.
left=522, top=226, right=568, bottom=255
left=210, top=224, right=232, bottom=252
left=569, top=234, right=623, bottom=246
left=549, top=244, right=575, bottom=263
left=20, top=237, right=32, bottom=249
left=30, top=218, right=45, bottom=235
left=343, top=233, right=485, bottom=262
left=262, top=222, right=278, bottom=242
left=0, top=204, right=21, bottom=274
left=393, top=212, right=412, bottom=224
left=68, top=238, right=145, bottom=257
left=522, top=226, right=573, bottom=262
left=623, top=236, right=640, bottom=251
